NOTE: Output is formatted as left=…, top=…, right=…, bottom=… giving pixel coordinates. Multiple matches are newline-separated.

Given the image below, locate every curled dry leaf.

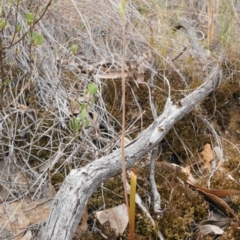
left=187, top=181, right=236, bottom=218
left=199, top=219, right=230, bottom=229
left=187, top=181, right=240, bottom=198
left=198, top=224, right=224, bottom=236
left=181, top=165, right=198, bottom=184
left=197, top=189, right=235, bottom=218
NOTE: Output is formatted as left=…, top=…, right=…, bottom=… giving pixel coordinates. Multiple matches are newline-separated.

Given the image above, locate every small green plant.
left=0, top=1, right=52, bottom=110
left=25, top=12, right=38, bottom=26
left=80, top=103, right=90, bottom=128
left=25, top=10, right=44, bottom=47
left=88, top=82, right=98, bottom=95
left=68, top=116, right=81, bottom=136
left=27, top=31, right=44, bottom=46
left=68, top=82, right=98, bottom=136
left=70, top=44, right=78, bottom=54
left=0, top=20, right=7, bottom=31
left=0, top=78, right=10, bottom=87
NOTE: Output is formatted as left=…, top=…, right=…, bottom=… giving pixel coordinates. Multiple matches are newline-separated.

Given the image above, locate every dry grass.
left=1, top=0, right=240, bottom=239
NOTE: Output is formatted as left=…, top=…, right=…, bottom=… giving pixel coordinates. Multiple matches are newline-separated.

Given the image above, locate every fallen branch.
left=41, top=19, right=223, bottom=240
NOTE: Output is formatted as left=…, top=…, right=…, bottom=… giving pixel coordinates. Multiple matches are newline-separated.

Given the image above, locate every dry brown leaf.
left=94, top=71, right=129, bottom=79
left=181, top=165, right=198, bottom=184
left=187, top=181, right=240, bottom=198
left=96, top=204, right=128, bottom=236
left=197, top=189, right=235, bottom=218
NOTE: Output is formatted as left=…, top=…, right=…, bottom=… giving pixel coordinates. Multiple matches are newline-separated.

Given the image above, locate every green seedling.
left=88, top=82, right=98, bottom=95
left=68, top=116, right=81, bottom=136
left=27, top=31, right=44, bottom=46
left=70, top=44, right=78, bottom=54
left=25, top=12, right=38, bottom=25
left=68, top=83, right=98, bottom=135
left=0, top=20, right=6, bottom=31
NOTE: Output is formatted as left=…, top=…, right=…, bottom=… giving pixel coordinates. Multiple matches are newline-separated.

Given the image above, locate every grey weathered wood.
left=41, top=19, right=223, bottom=240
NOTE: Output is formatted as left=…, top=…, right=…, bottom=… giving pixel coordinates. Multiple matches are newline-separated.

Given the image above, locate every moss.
left=155, top=167, right=207, bottom=239
left=81, top=163, right=208, bottom=239
left=135, top=213, right=158, bottom=239
left=221, top=224, right=240, bottom=240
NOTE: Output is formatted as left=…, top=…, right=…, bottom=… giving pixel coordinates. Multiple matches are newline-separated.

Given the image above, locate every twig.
left=149, top=145, right=162, bottom=214
left=171, top=46, right=187, bottom=62
left=120, top=0, right=130, bottom=218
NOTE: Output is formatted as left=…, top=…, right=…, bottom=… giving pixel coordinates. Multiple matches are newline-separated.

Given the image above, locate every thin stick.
left=120, top=0, right=129, bottom=217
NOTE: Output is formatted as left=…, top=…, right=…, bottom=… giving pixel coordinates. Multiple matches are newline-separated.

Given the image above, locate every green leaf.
left=25, top=12, right=34, bottom=25
left=33, top=34, right=43, bottom=46
left=87, top=83, right=98, bottom=95
left=118, top=5, right=125, bottom=19
left=71, top=44, right=78, bottom=54
left=0, top=6, right=6, bottom=17
left=25, top=12, right=38, bottom=25
left=83, top=118, right=90, bottom=128
left=3, top=79, right=10, bottom=85
left=0, top=20, right=6, bottom=30
left=68, top=117, right=81, bottom=135
left=80, top=103, right=86, bottom=112
left=118, top=0, right=127, bottom=21
left=80, top=103, right=87, bottom=121
left=15, top=24, right=22, bottom=32
left=28, top=31, right=44, bottom=46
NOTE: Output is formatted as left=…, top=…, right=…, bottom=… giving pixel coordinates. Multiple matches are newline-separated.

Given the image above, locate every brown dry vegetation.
left=1, top=0, right=240, bottom=239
